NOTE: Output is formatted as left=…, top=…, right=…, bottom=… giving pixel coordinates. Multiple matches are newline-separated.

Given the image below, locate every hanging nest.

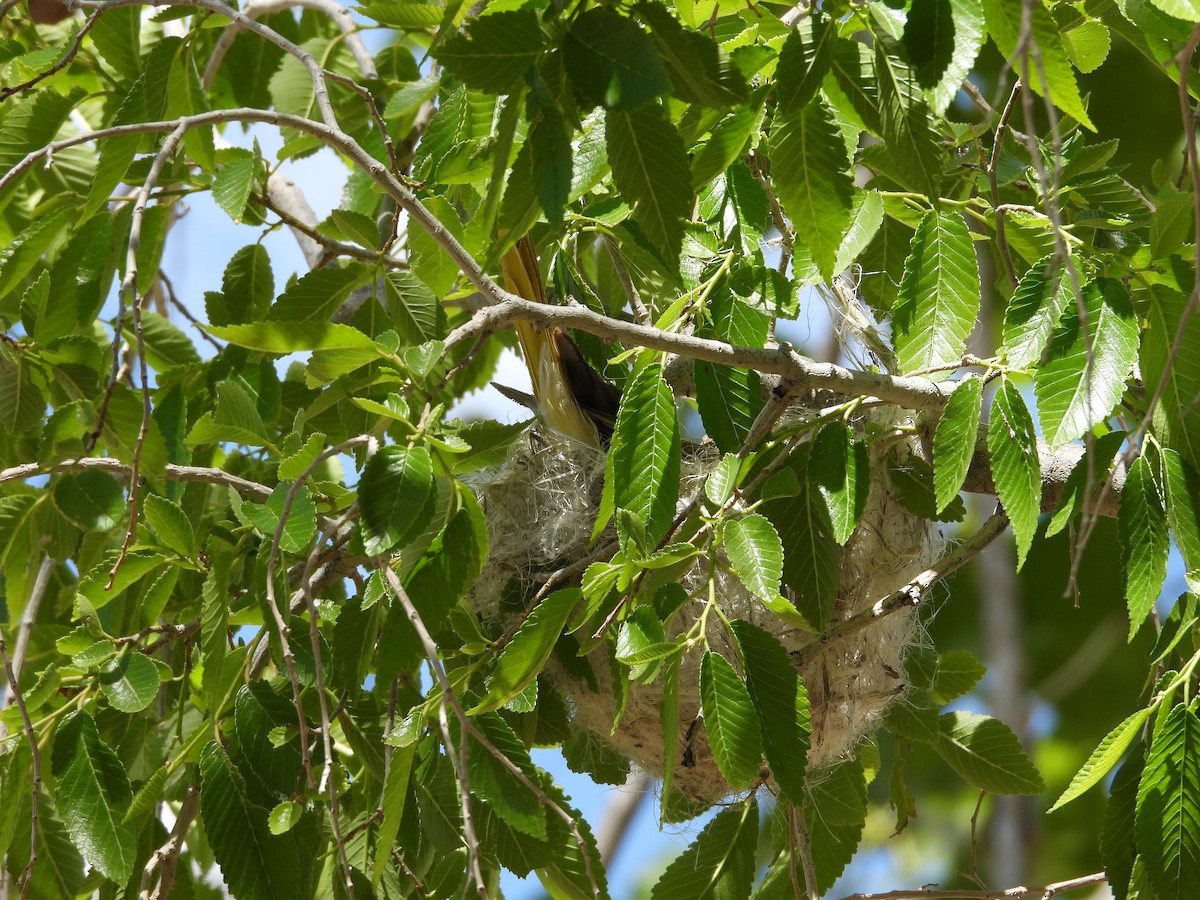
left=464, top=406, right=944, bottom=803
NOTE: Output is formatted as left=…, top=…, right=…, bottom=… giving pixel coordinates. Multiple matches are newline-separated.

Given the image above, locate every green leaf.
left=935, top=711, right=1045, bottom=794
left=731, top=621, right=810, bottom=806
left=980, top=0, right=1094, bottom=130
left=242, top=482, right=317, bottom=555
left=606, top=363, right=680, bottom=544
left=1163, top=450, right=1200, bottom=592
left=476, top=589, right=580, bottom=713
left=373, top=742, right=414, bottom=885
left=199, top=741, right=300, bottom=900
left=382, top=271, right=447, bottom=345
left=1150, top=194, right=1194, bottom=261
left=143, top=493, right=195, bottom=556
left=1136, top=703, right=1200, bottom=900
left=50, top=711, right=137, bottom=884
left=52, top=470, right=123, bottom=531
left=234, top=682, right=303, bottom=797
left=330, top=208, right=380, bottom=249
left=1046, top=430, right=1126, bottom=537
left=1143, top=285, right=1200, bottom=469
left=1050, top=707, right=1152, bottom=812
left=206, top=321, right=380, bottom=353
left=775, top=11, right=835, bottom=114
left=564, top=8, right=669, bottom=111
left=804, top=759, right=868, bottom=891
left=808, top=422, right=870, bottom=545
left=201, top=549, right=231, bottom=716
left=700, top=652, right=762, bottom=790
left=99, top=653, right=161, bottom=713
left=20, top=271, right=72, bottom=345
left=91, top=6, right=141, bottom=80
left=1103, top=755, right=1143, bottom=900
left=1121, top=455, right=1169, bottom=638
left=466, top=712, right=546, bottom=839
left=606, top=105, right=692, bottom=263
left=639, top=4, right=746, bottom=108
left=1035, top=278, right=1138, bottom=448
left=932, top=0, right=985, bottom=114
left=1149, top=0, right=1200, bottom=20
left=359, top=445, right=435, bottom=556
left=987, top=379, right=1041, bottom=570
left=650, top=799, right=758, bottom=900
left=659, top=651, right=681, bottom=807
left=723, top=513, right=784, bottom=606
left=1063, top=18, right=1111, bottom=72
left=267, top=264, right=369, bottom=321
left=875, top=45, right=944, bottom=196
left=0, top=345, right=45, bottom=436
left=932, top=650, right=987, bottom=703
left=213, top=149, right=258, bottom=223
left=526, top=82, right=573, bottom=226
left=933, top=375, right=983, bottom=513
left=1002, top=256, right=1073, bottom=370
left=769, top=99, right=853, bottom=281
left=903, top=0, right=955, bottom=89
left=356, top=0, right=443, bottom=27
left=893, top=209, right=980, bottom=374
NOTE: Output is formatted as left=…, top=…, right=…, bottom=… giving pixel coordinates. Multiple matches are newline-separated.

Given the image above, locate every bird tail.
left=500, top=237, right=602, bottom=446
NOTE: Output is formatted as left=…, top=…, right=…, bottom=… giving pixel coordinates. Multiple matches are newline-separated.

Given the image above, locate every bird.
left=496, top=236, right=622, bottom=446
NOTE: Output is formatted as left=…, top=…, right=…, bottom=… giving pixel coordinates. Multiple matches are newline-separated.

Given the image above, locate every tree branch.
left=838, top=869, right=1107, bottom=899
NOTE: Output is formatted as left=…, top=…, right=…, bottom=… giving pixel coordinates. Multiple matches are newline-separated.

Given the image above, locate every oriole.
left=498, top=237, right=622, bottom=446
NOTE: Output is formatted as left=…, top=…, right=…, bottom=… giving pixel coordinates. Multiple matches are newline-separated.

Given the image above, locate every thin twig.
left=140, top=786, right=201, bottom=900
left=603, top=234, right=650, bottom=326
left=837, top=870, right=1107, bottom=899
left=0, top=9, right=102, bottom=100
left=794, top=509, right=1010, bottom=664
left=987, top=80, right=1022, bottom=288
left=792, top=803, right=820, bottom=900
left=0, top=628, right=40, bottom=896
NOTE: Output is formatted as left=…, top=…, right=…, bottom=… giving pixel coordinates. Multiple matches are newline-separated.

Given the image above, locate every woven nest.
left=464, top=410, right=944, bottom=803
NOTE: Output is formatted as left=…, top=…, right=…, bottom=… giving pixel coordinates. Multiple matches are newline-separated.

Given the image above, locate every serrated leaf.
left=980, top=0, right=1094, bottom=130
left=1163, top=450, right=1200, bottom=592
left=50, top=711, right=137, bottom=884
left=213, top=150, right=258, bottom=222
left=143, top=493, right=195, bottom=556
left=650, top=799, right=758, bottom=900
left=476, top=589, right=580, bottom=713
left=205, top=321, right=380, bottom=353
left=932, top=650, right=987, bottom=703
left=1046, top=430, right=1126, bottom=537
left=694, top=362, right=763, bottom=455
left=936, top=711, right=1045, bottom=794
left=1136, top=703, right=1200, bottom=900
left=356, top=0, right=443, bottom=27
left=606, top=106, right=691, bottom=263
left=466, top=713, right=547, bottom=839
left=875, top=45, right=944, bottom=196
left=0, top=343, right=47, bottom=436
left=987, top=379, right=1041, bottom=570
left=267, top=264, right=369, bottom=322
left=706, top=453, right=742, bottom=507
left=330, top=208, right=380, bottom=249
left=1143, top=285, right=1200, bottom=469
left=1063, top=18, right=1111, bottom=73
left=200, top=741, right=300, bottom=899
left=893, top=208, right=980, bottom=375
left=724, top=513, right=784, bottom=605
left=1035, top=278, right=1138, bottom=448
left=774, top=11, right=834, bottom=114
left=53, top=470, right=123, bottom=531
left=1051, top=707, right=1152, bottom=812
left=1121, top=455, right=1169, bottom=638
left=700, top=652, right=762, bottom=789
left=808, top=422, right=869, bottom=545
left=99, top=653, right=161, bottom=713
left=565, top=8, right=669, bottom=110
left=1150, top=194, right=1194, bottom=261
left=359, top=445, right=435, bottom=555
left=606, top=363, right=680, bottom=544
left=383, top=271, right=447, bottom=345
left=1103, top=755, right=1143, bottom=900
left=1149, top=0, right=1200, bottom=21
left=242, top=482, right=317, bottom=555
left=731, top=621, right=809, bottom=806
left=903, top=0, right=956, bottom=89
left=1002, top=256, right=1072, bottom=369
left=933, top=375, right=983, bottom=513
left=769, top=99, right=853, bottom=281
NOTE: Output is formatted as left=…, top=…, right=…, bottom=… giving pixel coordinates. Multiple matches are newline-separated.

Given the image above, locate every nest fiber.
left=466, top=418, right=943, bottom=802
